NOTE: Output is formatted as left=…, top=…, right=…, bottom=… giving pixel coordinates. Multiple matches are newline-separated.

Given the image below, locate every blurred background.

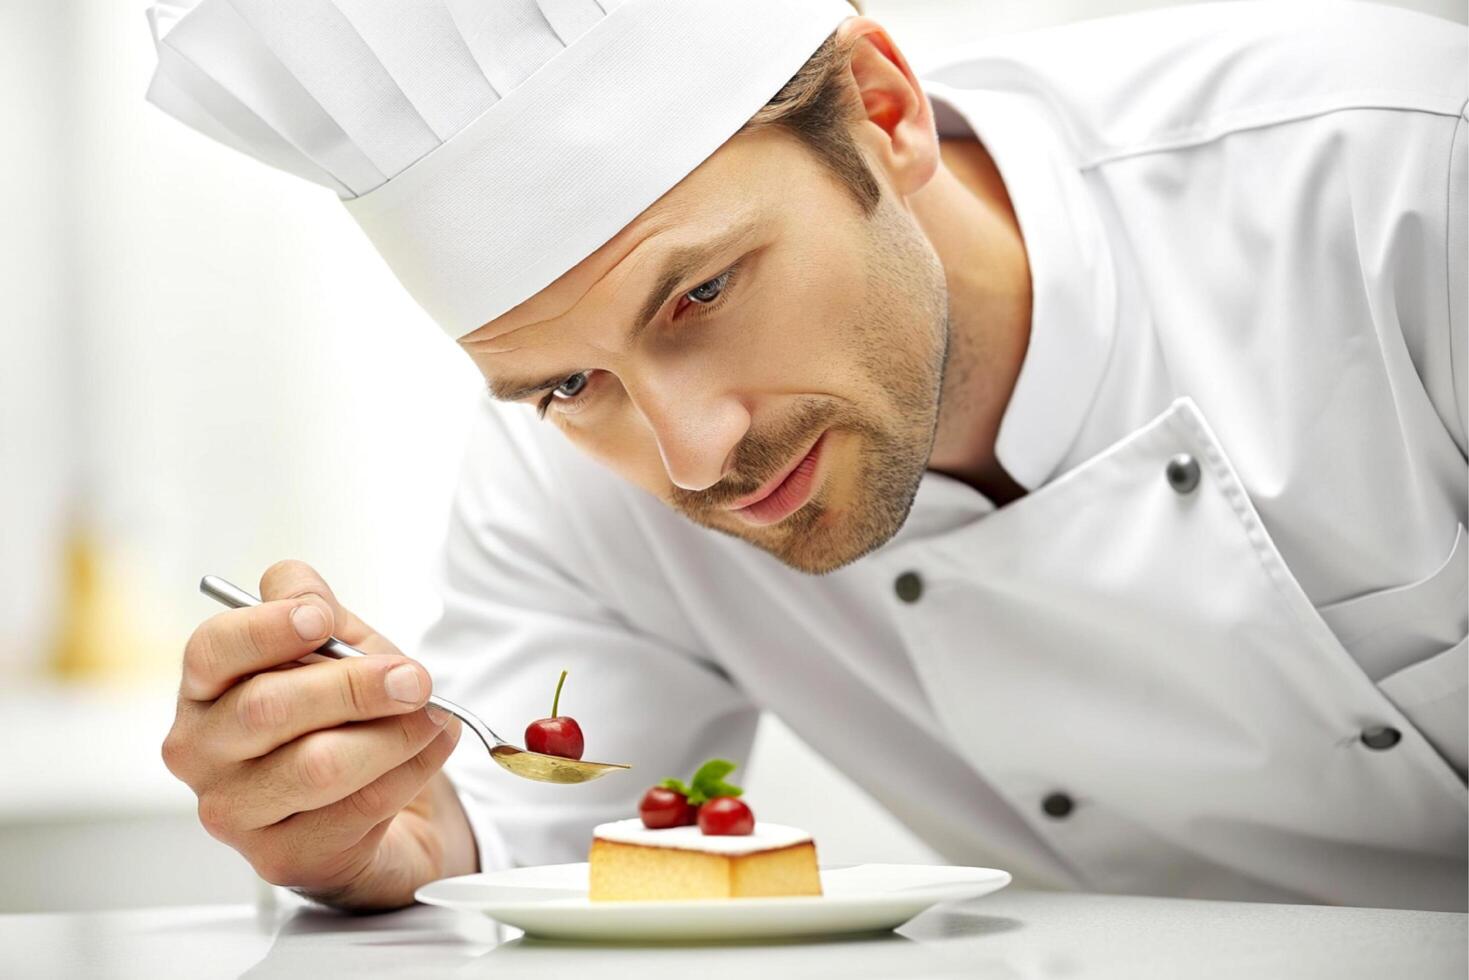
left=2, top=0, right=1462, bottom=913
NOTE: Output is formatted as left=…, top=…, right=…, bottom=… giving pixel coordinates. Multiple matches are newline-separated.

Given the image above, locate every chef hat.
left=144, top=0, right=856, bottom=338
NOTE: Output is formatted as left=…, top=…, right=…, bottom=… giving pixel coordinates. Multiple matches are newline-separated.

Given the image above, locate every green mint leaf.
left=691, top=758, right=736, bottom=787
left=658, top=778, right=691, bottom=797
left=688, top=758, right=743, bottom=806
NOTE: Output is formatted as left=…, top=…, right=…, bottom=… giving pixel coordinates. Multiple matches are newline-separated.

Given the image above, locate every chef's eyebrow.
left=485, top=374, right=566, bottom=403
left=627, top=217, right=761, bottom=342
left=483, top=218, right=763, bottom=403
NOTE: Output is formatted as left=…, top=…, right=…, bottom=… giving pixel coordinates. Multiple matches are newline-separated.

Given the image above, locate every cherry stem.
left=551, top=669, right=568, bottom=718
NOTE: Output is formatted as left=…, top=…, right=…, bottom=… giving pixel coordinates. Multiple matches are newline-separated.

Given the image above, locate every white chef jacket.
left=422, top=0, right=1468, bottom=911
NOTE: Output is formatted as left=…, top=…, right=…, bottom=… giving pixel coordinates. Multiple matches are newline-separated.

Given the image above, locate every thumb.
left=258, top=559, right=402, bottom=656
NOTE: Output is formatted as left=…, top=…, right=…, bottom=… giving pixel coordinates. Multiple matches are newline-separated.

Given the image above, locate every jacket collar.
left=924, top=81, right=1120, bottom=494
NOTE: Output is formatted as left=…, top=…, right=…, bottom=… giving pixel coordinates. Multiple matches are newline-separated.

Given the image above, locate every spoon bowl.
left=199, top=575, right=631, bottom=784
left=490, top=745, right=629, bottom=784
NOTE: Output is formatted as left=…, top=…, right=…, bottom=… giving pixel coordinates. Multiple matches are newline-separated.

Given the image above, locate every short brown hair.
left=739, top=28, right=882, bottom=215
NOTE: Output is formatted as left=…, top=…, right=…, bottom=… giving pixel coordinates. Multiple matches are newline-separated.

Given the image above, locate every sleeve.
left=1396, top=95, right=1468, bottom=461
left=1366, top=27, right=1466, bottom=462
left=416, top=396, right=760, bottom=871
left=1353, top=11, right=1467, bottom=459
left=1445, top=101, right=1467, bottom=457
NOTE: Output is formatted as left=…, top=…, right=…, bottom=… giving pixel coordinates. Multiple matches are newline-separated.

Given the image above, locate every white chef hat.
left=144, top=0, right=856, bottom=339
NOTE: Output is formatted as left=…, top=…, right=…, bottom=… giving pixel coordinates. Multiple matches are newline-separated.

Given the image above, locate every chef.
left=146, top=0, right=1467, bottom=913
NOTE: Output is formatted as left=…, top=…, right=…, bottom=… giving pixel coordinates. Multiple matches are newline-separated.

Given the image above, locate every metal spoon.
left=199, top=575, right=630, bottom=784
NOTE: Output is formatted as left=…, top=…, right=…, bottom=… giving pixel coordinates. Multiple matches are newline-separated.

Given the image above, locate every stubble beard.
left=671, top=199, right=950, bottom=574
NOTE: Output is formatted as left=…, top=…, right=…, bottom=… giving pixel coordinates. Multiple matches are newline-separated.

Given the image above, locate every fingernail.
left=290, top=603, right=328, bottom=641
left=385, top=665, right=423, bottom=704
left=426, top=704, right=450, bottom=726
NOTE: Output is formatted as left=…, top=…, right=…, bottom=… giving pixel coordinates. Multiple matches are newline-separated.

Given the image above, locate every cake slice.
left=588, top=819, right=822, bottom=901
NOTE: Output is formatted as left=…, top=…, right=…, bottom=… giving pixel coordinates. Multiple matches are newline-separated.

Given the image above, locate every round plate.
left=415, top=862, right=1011, bottom=942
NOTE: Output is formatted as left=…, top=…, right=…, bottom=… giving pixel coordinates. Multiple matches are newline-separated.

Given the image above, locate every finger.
left=161, top=697, right=212, bottom=787
left=228, top=705, right=452, bottom=830
left=259, top=559, right=399, bottom=655
left=279, top=721, right=461, bottom=855
left=206, top=655, right=436, bottom=762
left=247, top=814, right=395, bottom=899
left=180, top=595, right=337, bottom=703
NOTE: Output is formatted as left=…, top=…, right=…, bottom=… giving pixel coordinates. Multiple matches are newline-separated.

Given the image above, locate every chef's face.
left=462, top=127, right=948, bottom=573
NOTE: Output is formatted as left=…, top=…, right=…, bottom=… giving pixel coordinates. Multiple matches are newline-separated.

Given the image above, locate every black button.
left=1166, top=454, right=1202, bottom=494
left=894, top=571, right=923, bottom=603
left=1360, top=726, right=1402, bottom=750
left=1041, top=792, right=1075, bottom=819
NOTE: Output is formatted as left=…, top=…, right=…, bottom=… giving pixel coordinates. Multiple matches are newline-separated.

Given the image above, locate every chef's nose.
left=634, top=378, right=750, bottom=492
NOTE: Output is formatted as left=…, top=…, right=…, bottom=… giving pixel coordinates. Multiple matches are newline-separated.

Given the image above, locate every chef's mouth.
left=667, top=405, right=841, bottom=523
left=723, top=431, right=828, bottom=527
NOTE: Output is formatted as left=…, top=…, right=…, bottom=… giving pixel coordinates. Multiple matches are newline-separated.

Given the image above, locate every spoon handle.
left=200, top=574, right=371, bottom=661
left=197, top=575, right=505, bottom=751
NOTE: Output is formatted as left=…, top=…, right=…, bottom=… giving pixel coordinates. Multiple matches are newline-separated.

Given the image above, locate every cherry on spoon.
left=525, top=670, right=586, bottom=760
left=199, top=576, right=630, bottom=785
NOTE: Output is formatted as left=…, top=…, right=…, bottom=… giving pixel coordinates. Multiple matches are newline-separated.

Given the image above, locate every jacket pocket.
left=1379, top=637, right=1468, bottom=780
left=1317, top=524, right=1468, bottom=681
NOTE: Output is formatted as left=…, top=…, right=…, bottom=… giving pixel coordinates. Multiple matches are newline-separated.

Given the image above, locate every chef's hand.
left=162, top=560, right=478, bottom=911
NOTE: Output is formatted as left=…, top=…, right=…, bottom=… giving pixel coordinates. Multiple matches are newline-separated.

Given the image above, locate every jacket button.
left=1041, top=792, right=1075, bottom=818
left=1360, top=726, right=1402, bottom=750
left=894, top=571, right=924, bottom=603
left=1166, top=454, right=1201, bottom=494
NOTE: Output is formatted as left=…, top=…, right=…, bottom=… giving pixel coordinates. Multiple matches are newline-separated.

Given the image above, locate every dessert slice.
left=588, top=758, right=823, bottom=901
left=589, top=819, right=821, bottom=900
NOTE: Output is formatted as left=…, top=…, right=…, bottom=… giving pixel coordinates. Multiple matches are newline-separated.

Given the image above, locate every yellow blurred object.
left=49, top=527, right=159, bottom=682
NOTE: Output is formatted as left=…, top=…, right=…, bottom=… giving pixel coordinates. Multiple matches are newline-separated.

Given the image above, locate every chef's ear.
left=838, top=17, right=938, bottom=198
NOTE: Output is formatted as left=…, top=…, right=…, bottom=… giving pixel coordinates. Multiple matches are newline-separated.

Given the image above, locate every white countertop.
left=4, top=889, right=1463, bottom=979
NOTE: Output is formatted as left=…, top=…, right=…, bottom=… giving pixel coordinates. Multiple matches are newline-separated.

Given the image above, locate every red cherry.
left=639, top=787, right=696, bottom=829
left=524, top=716, right=584, bottom=759
left=525, top=669, right=584, bottom=759
left=698, top=796, right=754, bottom=836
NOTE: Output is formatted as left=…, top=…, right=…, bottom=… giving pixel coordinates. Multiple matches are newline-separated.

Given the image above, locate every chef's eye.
left=553, top=372, right=589, bottom=400
left=538, top=371, right=595, bottom=419
left=685, top=271, right=731, bottom=306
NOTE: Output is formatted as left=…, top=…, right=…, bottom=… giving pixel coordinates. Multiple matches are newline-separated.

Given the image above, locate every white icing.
left=593, top=818, right=813, bottom=855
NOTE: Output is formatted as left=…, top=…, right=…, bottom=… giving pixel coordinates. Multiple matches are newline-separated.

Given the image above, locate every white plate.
left=415, top=862, right=1010, bottom=942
